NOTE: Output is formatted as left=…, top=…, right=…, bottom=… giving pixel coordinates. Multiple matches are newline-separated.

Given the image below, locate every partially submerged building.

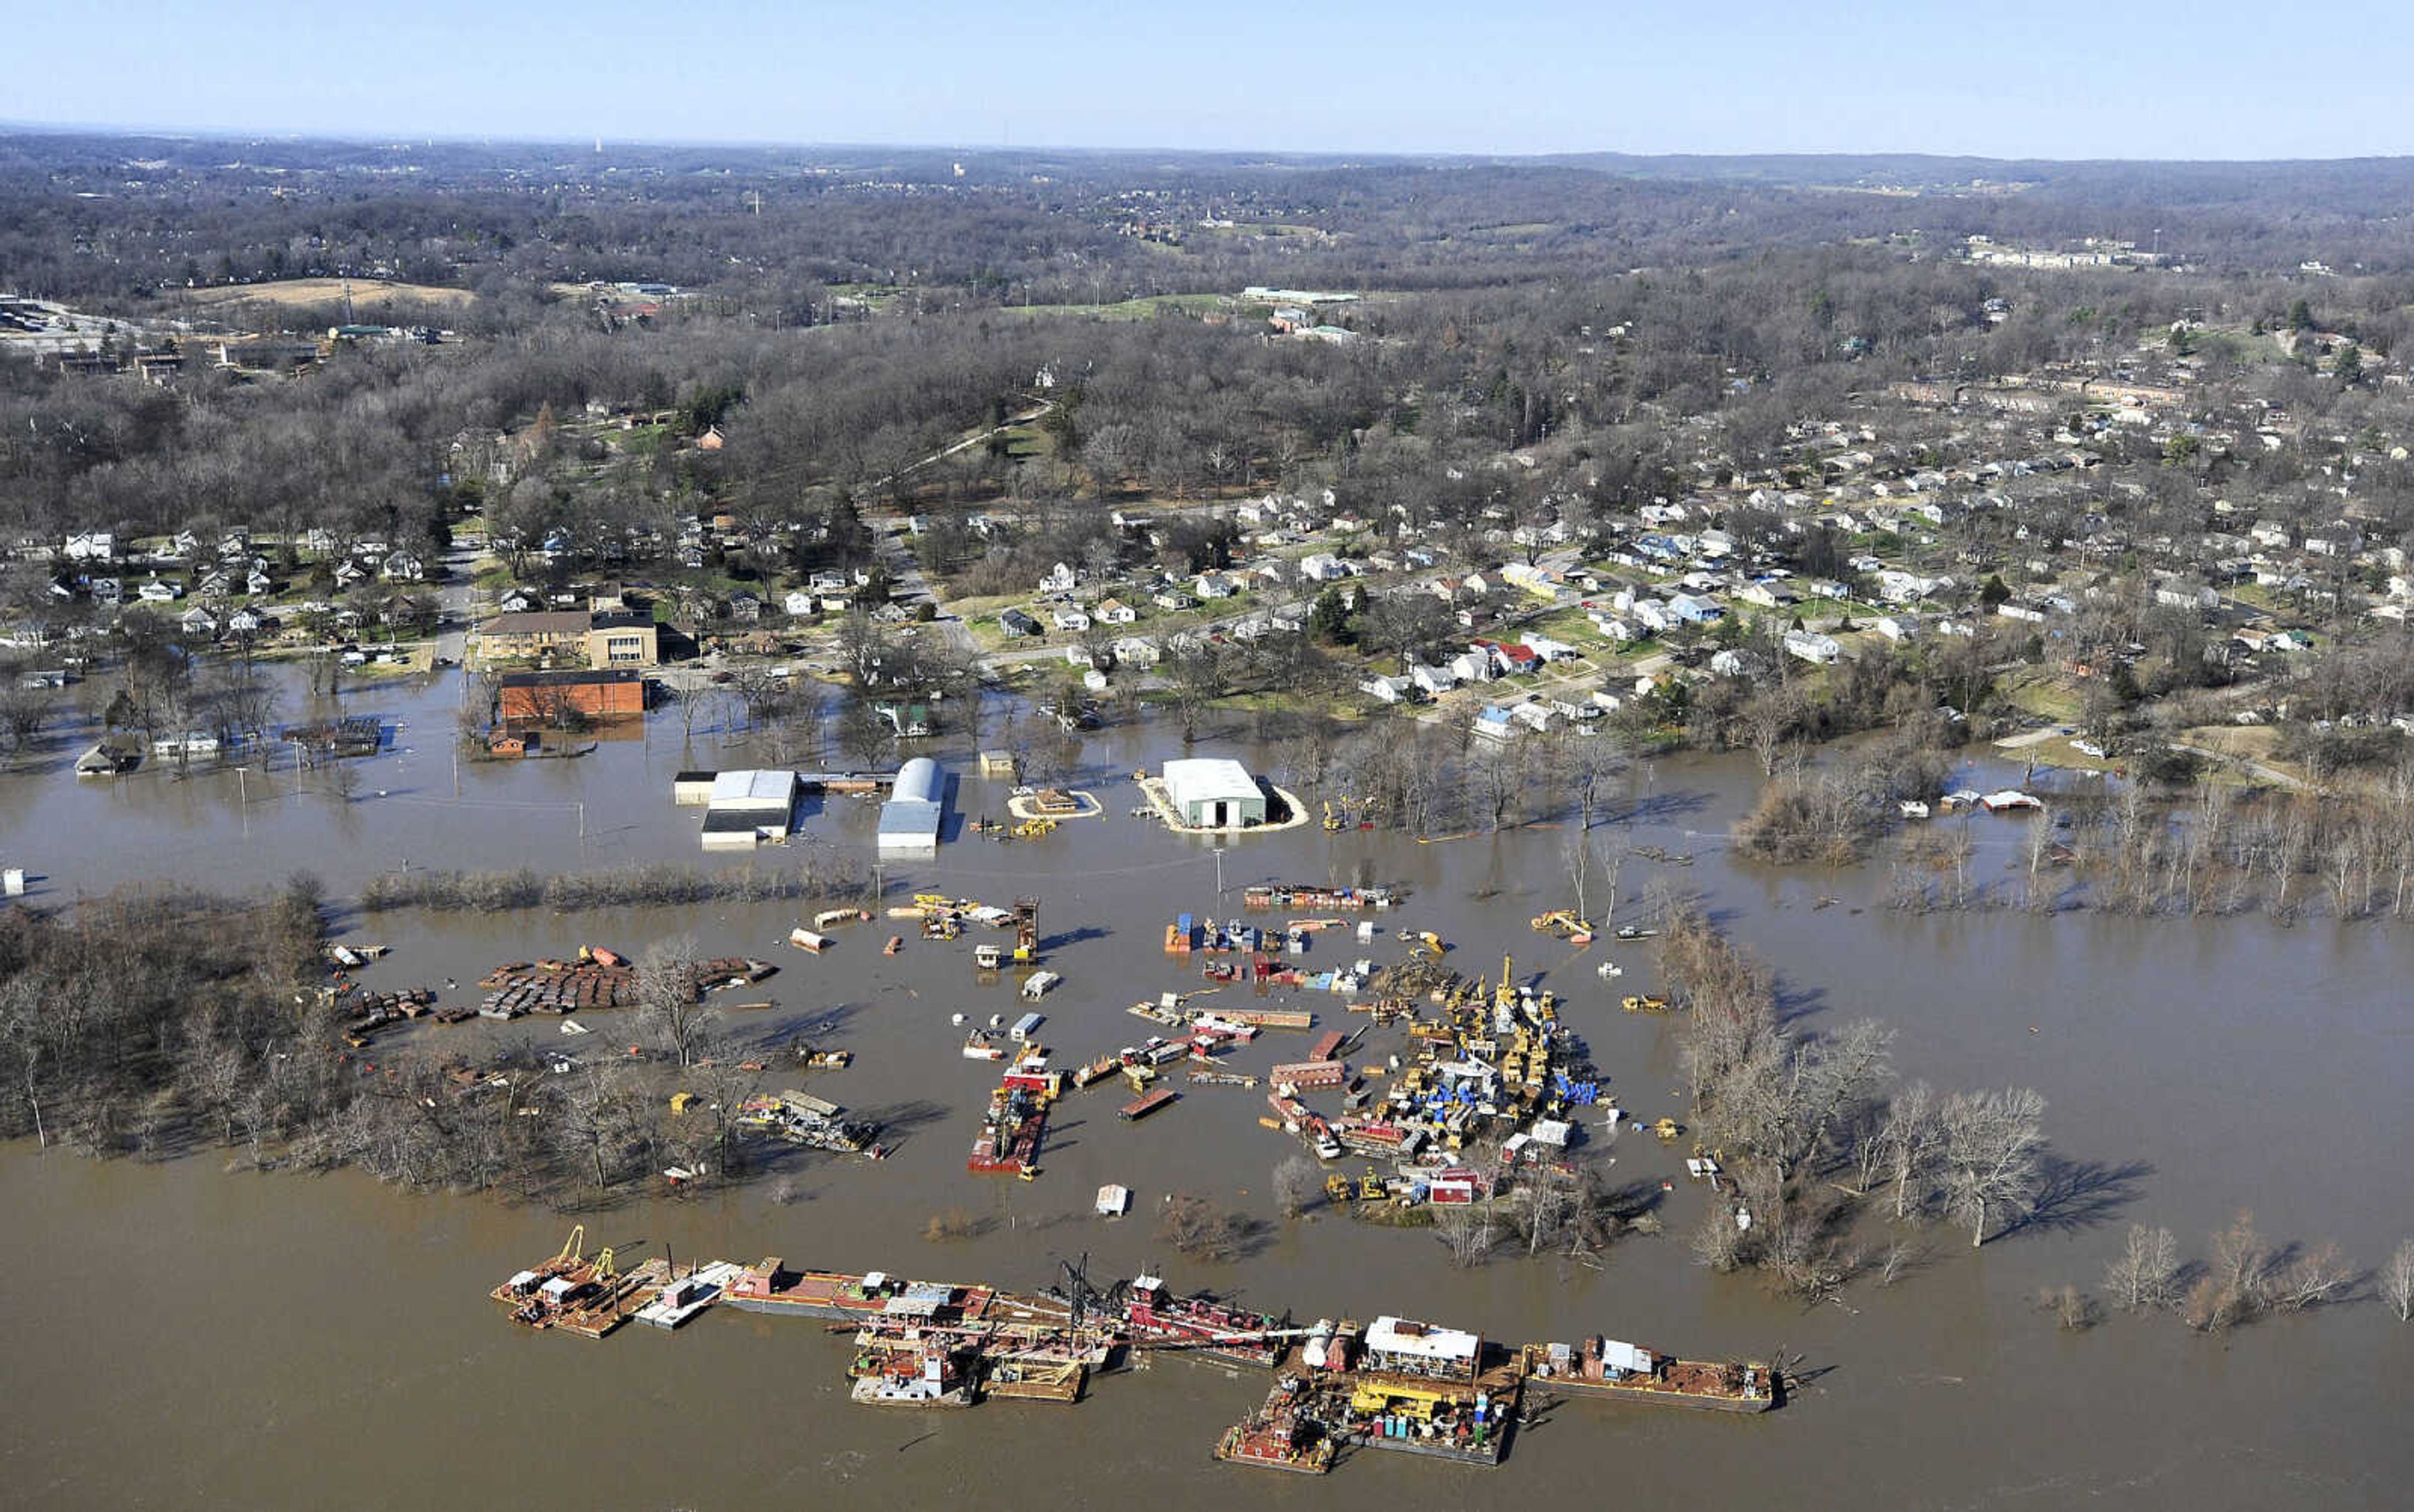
left=702, top=768, right=800, bottom=850
left=877, top=756, right=945, bottom=857
left=1162, top=757, right=1267, bottom=829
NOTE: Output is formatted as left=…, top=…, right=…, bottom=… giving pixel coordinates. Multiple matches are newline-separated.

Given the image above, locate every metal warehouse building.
left=1162, top=757, right=1267, bottom=829
left=878, top=756, right=945, bottom=856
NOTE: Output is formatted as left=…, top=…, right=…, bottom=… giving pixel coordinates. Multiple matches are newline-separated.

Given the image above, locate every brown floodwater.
left=3, top=668, right=2410, bottom=1509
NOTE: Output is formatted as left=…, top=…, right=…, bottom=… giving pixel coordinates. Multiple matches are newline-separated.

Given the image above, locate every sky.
left=10, top=0, right=2411, bottom=160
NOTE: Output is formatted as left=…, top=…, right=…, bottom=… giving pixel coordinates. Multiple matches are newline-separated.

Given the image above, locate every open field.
left=178, top=277, right=476, bottom=310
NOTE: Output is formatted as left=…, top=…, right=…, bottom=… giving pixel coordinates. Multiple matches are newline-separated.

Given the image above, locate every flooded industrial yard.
left=3, top=667, right=2410, bottom=1509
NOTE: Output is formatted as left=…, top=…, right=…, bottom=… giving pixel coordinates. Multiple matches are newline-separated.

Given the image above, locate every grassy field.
left=179, top=277, right=475, bottom=311
left=1000, top=293, right=1225, bottom=321
left=1999, top=666, right=2082, bottom=722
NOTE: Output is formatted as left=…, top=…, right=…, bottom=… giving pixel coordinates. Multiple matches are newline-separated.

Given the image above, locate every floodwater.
left=3, top=666, right=2411, bottom=1509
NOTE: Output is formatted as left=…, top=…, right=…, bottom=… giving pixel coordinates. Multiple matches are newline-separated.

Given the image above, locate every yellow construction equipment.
left=670, top=1091, right=697, bottom=1115
left=1622, top=994, right=1671, bottom=1013
left=1326, top=1173, right=1356, bottom=1203
left=1359, top=1172, right=1389, bottom=1201
left=1012, top=817, right=1057, bottom=839
left=1350, top=1379, right=1461, bottom=1421
left=553, top=1225, right=586, bottom=1265
left=1495, top=954, right=1518, bottom=1017
left=1530, top=910, right=1596, bottom=945
left=1652, top=1117, right=1684, bottom=1142
left=1413, top=930, right=1445, bottom=957
left=591, top=1245, right=618, bottom=1283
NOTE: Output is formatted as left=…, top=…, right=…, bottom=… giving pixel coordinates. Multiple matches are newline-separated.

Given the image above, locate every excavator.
left=1529, top=909, right=1596, bottom=945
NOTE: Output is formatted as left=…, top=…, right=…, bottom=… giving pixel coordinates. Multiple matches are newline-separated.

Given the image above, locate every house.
left=227, top=607, right=268, bottom=636
left=725, top=591, right=764, bottom=624
left=64, top=531, right=114, bottom=563
left=1873, top=615, right=1919, bottom=642
left=1667, top=592, right=1725, bottom=624
left=1410, top=663, right=1459, bottom=697
left=1052, top=607, right=1092, bottom=633
left=497, top=588, right=539, bottom=614
left=1298, top=553, right=1350, bottom=582
left=1194, top=571, right=1238, bottom=600
left=1784, top=630, right=1843, bottom=665
left=1471, top=705, right=1518, bottom=741
left=196, top=570, right=231, bottom=598
left=1065, top=644, right=1095, bottom=669
left=874, top=701, right=933, bottom=737
left=90, top=577, right=121, bottom=605
left=381, top=553, right=426, bottom=583
left=999, top=609, right=1042, bottom=638
left=1524, top=634, right=1576, bottom=663
left=1589, top=613, right=1636, bottom=643
left=1039, top=562, right=1077, bottom=594
left=1448, top=650, right=1495, bottom=684
left=178, top=606, right=219, bottom=637
left=1709, top=648, right=1765, bottom=678
left=1997, top=603, right=2047, bottom=624
left=1094, top=597, right=1137, bottom=624
left=1509, top=702, right=1554, bottom=734
left=1111, top=636, right=1160, bottom=668
left=1152, top=590, right=1194, bottom=612
left=783, top=589, right=818, bottom=617
left=1360, top=673, right=1410, bottom=704
left=331, top=559, right=367, bottom=587
left=137, top=578, right=182, bottom=604
left=245, top=568, right=275, bottom=597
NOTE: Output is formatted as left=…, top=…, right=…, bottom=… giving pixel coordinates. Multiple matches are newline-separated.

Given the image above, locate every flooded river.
left=3, top=668, right=2410, bottom=1508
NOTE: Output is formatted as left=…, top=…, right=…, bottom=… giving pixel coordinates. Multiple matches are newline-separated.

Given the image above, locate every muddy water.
left=3, top=675, right=2411, bottom=1509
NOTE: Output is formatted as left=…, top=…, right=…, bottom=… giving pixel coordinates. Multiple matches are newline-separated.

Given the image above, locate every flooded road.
left=3, top=672, right=2410, bottom=1508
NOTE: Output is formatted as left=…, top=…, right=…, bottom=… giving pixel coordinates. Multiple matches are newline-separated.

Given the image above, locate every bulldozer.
left=1652, top=1117, right=1684, bottom=1142
left=1325, top=1173, right=1357, bottom=1204
left=1621, top=993, right=1671, bottom=1013
left=1011, top=817, right=1058, bottom=840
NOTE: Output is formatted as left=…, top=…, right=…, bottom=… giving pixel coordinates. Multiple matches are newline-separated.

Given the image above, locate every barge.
left=1126, top=1274, right=1289, bottom=1368
left=1519, top=1338, right=1776, bottom=1413
left=722, top=1261, right=996, bottom=1326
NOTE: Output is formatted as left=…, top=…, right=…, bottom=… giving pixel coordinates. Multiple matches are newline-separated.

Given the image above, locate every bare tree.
left=2385, top=1238, right=2414, bottom=1323
left=1433, top=1201, right=1501, bottom=1269
left=2103, top=1223, right=2182, bottom=1311
left=637, top=933, right=711, bottom=1068
left=1937, top=1087, right=2047, bottom=1247
left=1271, top=1154, right=1319, bottom=1218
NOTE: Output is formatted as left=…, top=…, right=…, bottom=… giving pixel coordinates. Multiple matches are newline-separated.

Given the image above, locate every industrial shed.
left=700, top=768, right=800, bottom=849
left=877, top=756, right=945, bottom=856
left=1162, top=758, right=1267, bottom=829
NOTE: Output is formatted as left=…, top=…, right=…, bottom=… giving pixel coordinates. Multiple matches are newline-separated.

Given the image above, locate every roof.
left=480, top=610, right=590, bottom=637
left=708, top=769, right=798, bottom=808
left=893, top=756, right=940, bottom=805
left=1365, top=1316, right=1480, bottom=1361
left=500, top=668, right=644, bottom=688
left=1162, top=757, right=1259, bottom=805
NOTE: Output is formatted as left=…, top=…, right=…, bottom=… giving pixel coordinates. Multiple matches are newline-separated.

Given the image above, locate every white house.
left=1194, top=571, right=1238, bottom=600
left=1111, top=636, right=1160, bottom=668
left=1360, top=673, right=1409, bottom=704
left=137, top=578, right=182, bottom=604
left=1052, top=607, right=1092, bottom=632
left=1299, top=553, right=1350, bottom=582
left=1094, top=597, right=1137, bottom=624
left=1784, top=629, right=1843, bottom=665
left=1873, top=615, right=1918, bottom=641
left=1039, top=562, right=1078, bottom=593
left=1410, top=663, right=1458, bottom=697
left=64, top=531, right=114, bottom=563
left=783, top=589, right=817, bottom=617
left=1448, top=650, right=1495, bottom=684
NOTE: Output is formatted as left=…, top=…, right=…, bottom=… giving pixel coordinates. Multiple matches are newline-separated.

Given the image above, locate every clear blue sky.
left=13, top=0, right=2410, bottom=159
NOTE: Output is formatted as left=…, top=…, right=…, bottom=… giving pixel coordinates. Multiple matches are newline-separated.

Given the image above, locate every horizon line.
left=4, top=116, right=2411, bottom=171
